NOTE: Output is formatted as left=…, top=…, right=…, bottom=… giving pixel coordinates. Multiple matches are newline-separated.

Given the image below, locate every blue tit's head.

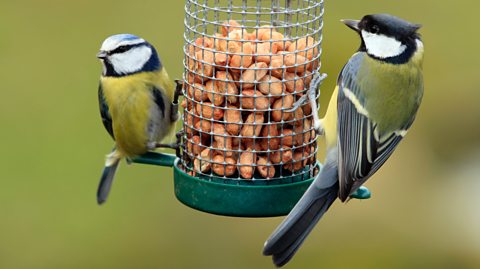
left=342, top=14, right=422, bottom=64
left=97, top=34, right=161, bottom=77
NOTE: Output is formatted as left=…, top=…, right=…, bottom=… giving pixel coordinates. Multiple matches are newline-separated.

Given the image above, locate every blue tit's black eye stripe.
left=108, top=43, right=145, bottom=55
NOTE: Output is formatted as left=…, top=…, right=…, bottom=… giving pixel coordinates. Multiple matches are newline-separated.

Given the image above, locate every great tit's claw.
left=287, top=94, right=309, bottom=113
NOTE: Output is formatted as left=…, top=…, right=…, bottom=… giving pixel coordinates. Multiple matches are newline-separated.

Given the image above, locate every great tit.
left=263, top=14, right=424, bottom=266
left=96, top=34, right=180, bottom=205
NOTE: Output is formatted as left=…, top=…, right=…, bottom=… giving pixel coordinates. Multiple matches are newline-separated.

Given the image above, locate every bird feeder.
left=135, top=0, right=327, bottom=217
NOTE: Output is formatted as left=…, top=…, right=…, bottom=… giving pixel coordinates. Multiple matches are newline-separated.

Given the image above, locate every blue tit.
left=96, top=34, right=179, bottom=205
left=263, top=14, right=424, bottom=266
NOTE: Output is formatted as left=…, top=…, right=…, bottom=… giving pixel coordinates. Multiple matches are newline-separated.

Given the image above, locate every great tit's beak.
left=341, top=19, right=360, bottom=32
left=96, top=51, right=107, bottom=59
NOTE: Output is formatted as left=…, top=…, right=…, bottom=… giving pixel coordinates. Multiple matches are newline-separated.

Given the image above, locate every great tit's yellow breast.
left=322, top=86, right=339, bottom=149
left=361, top=51, right=423, bottom=134
left=101, top=73, right=155, bottom=157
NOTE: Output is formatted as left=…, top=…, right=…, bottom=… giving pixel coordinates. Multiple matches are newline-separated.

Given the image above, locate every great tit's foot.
left=287, top=94, right=309, bottom=113
left=349, top=186, right=371, bottom=200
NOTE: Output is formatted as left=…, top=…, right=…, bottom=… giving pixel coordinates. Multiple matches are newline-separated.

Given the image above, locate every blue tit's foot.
left=349, top=186, right=371, bottom=200
left=155, top=143, right=179, bottom=150
left=170, top=79, right=184, bottom=122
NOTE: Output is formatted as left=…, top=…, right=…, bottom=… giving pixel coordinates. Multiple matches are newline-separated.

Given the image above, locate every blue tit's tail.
left=97, top=150, right=122, bottom=205
left=263, top=148, right=339, bottom=267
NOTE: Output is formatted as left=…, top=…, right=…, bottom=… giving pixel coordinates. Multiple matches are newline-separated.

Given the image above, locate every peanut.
left=193, top=49, right=214, bottom=80
left=239, top=151, right=256, bottom=179
left=221, top=20, right=242, bottom=36
left=254, top=42, right=278, bottom=64
left=270, top=146, right=293, bottom=164
left=241, top=112, right=264, bottom=138
left=215, top=71, right=238, bottom=104
left=257, top=157, right=275, bottom=179
left=196, top=102, right=224, bottom=120
left=230, top=42, right=253, bottom=69
left=194, top=119, right=212, bottom=133
left=240, top=62, right=268, bottom=88
left=284, top=72, right=305, bottom=93
left=194, top=148, right=213, bottom=173
left=284, top=151, right=304, bottom=172
left=258, top=76, right=284, bottom=96
left=260, top=124, right=280, bottom=151
left=212, top=123, right=233, bottom=157
left=205, top=80, right=224, bottom=106
left=281, top=129, right=295, bottom=147
left=271, top=94, right=294, bottom=121
left=260, top=30, right=286, bottom=51
left=191, top=83, right=208, bottom=102
left=212, top=155, right=237, bottom=177
left=287, top=36, right=318, bottom=60
left=284, top=54, right=308, bottom=73
left=224, top=106, right=242, bottom=135
left=239, top=89, right=269, bottom=110
left=194, top=37, right=214, bottom=49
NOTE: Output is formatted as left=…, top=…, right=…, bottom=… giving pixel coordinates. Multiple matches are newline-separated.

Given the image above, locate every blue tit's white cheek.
left=361, top=30, right=407, bottom=59
left=109, top=46, right=152, bottom=75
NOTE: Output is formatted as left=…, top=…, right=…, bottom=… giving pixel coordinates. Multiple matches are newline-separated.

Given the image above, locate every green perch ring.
left=133, top=152, right=370, bottom=217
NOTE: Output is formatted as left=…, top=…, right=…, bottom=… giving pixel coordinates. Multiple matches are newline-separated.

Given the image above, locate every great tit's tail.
left=263, top=148, right=339, bottom=267
left=97, top=150, right=122, bottom=205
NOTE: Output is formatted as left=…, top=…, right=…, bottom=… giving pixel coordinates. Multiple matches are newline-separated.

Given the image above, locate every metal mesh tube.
left=181, top=0, right=324, bottom=181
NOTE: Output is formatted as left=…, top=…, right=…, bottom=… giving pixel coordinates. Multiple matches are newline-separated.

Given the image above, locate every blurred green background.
left=1, top=0, right=479, bottom=268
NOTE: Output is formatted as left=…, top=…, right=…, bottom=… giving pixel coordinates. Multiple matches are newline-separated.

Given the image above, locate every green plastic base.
left=134, top=152, right=319, bottom=217
left=173, top=159, right=318, bottom=217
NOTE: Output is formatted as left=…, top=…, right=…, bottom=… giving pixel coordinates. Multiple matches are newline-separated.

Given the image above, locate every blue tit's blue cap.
left=100, top=34, right=146, bottom=51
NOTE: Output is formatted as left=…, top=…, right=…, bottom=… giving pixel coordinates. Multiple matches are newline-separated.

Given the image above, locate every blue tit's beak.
left=96, top=51, right=107, bottom=59
left=341, top=19, right=360, bottom=32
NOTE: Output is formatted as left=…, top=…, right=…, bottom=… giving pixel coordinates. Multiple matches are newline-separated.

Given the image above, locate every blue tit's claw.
left=349, top=186, right=371, bottom=200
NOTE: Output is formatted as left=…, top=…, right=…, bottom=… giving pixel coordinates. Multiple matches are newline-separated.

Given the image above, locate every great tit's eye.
left=371, top=25, right=380, bottom=34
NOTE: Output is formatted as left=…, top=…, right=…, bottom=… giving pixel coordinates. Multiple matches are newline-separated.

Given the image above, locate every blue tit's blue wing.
left=98, top=83, right=114, bottom=139
left=336, top=53, right=404, bottom=201
left=151, top=86, right=166, bottom=118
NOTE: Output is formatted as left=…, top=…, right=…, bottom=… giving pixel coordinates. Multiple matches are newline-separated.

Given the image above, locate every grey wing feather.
left=336, top=53, right=405, bottom=201
left=98, top=84, right=114, bottom=139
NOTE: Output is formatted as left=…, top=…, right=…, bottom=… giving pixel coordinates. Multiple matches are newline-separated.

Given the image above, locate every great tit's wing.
left=336, top=53, right=405, bottom=201
left=98, top=83, right=114, bottom=139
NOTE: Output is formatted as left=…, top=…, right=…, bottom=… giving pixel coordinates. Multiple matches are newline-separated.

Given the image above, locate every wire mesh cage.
left=175, top=0, right=323, bottom=215
left=180, top=0, right=324, bottom=183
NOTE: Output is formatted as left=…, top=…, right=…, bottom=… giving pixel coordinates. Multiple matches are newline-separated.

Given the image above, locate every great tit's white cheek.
left=361, top=30, right=407, bottom=59
left=110, top=46, right=152, bottom=75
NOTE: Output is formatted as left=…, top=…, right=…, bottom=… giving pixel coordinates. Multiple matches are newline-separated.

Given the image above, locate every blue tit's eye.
left=112, top=45, right=130, bottom=54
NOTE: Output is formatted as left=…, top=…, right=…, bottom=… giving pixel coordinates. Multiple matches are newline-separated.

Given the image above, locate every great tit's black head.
left=342, top=14, right=422, bottom=64
left=97, top=34, right=161, bottom=77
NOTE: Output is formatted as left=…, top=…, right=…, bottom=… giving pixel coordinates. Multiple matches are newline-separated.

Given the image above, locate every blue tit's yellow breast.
left=101, top=73, right=156, bottom=157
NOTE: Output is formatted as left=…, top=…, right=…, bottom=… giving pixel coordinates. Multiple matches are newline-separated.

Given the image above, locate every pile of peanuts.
left=182, top=20, right=319, bottom=179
